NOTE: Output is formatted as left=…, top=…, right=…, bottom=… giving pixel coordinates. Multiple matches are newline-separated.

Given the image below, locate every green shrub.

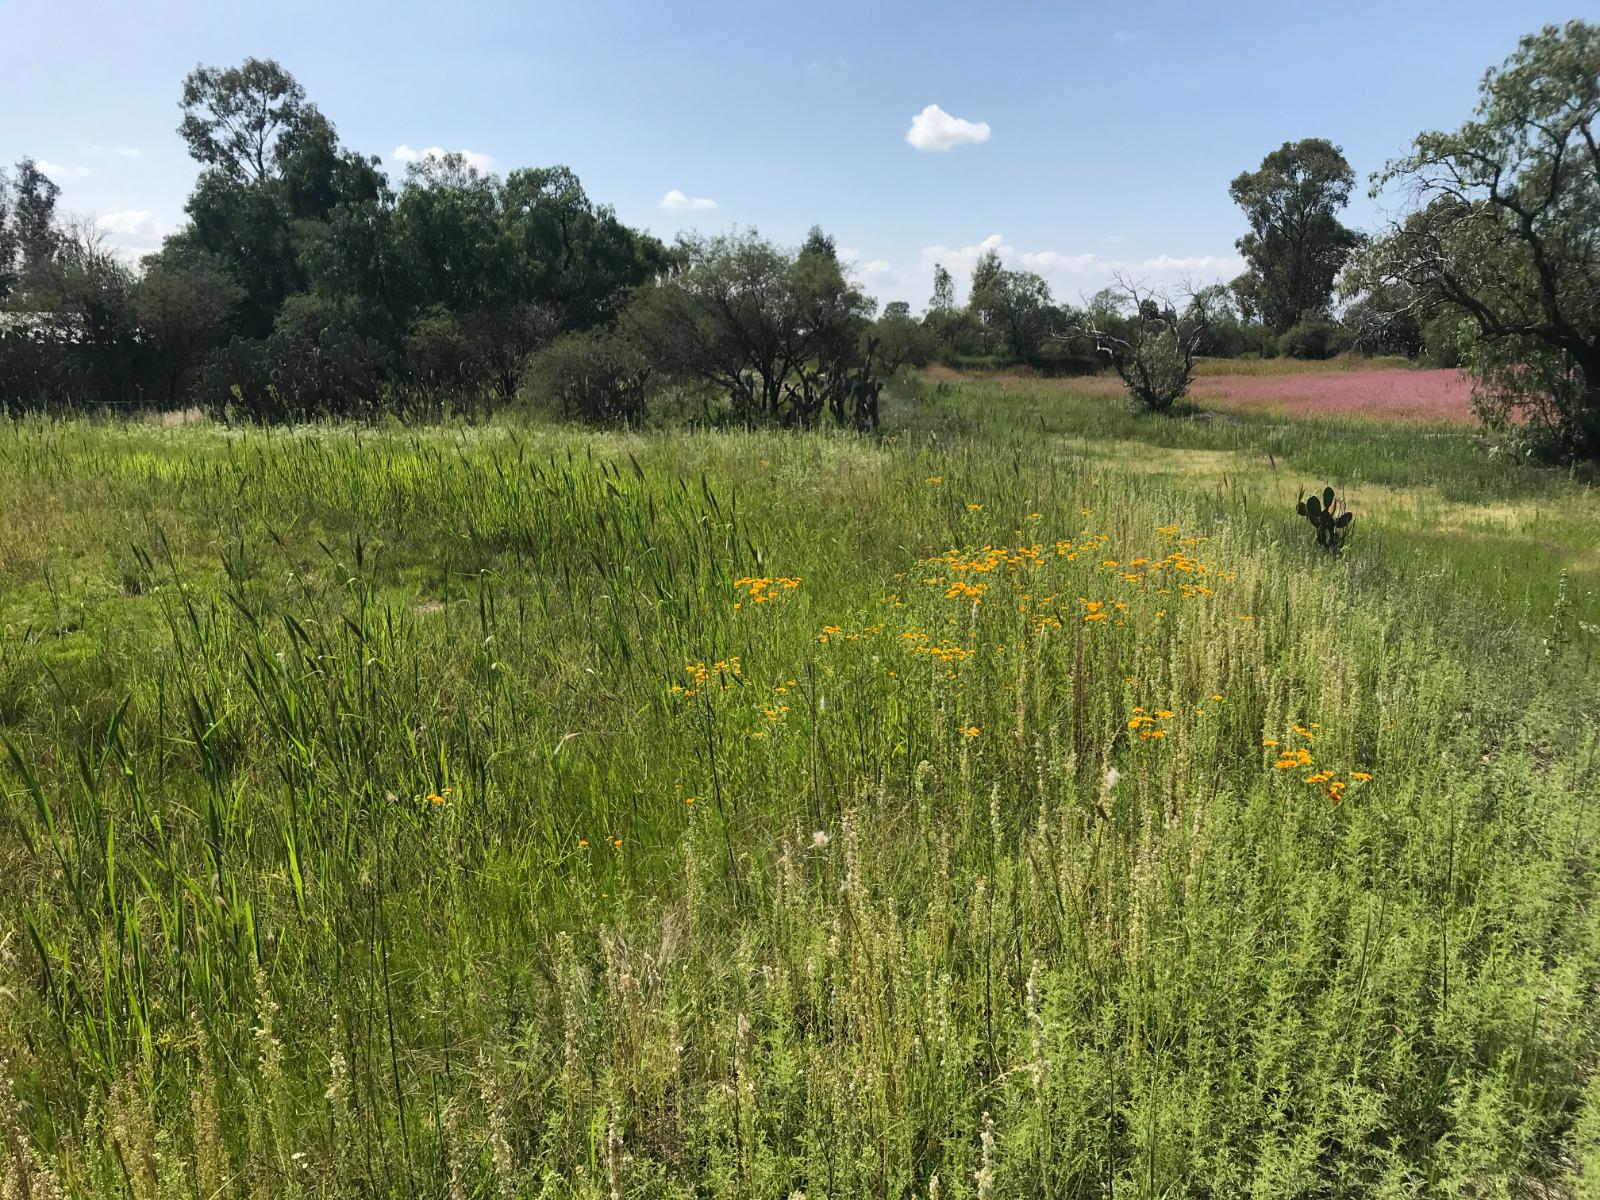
left=1278, top=314, right=1351, bottom=360
left=521, top=329, right=653, bottom=426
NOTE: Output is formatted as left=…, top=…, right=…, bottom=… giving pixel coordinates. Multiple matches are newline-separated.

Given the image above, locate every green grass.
left=1, top=390, right=1599, bottom=1198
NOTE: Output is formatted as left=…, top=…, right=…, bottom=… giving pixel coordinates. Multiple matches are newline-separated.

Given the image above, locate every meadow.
left=2, top=372, right=1600, bottom=1198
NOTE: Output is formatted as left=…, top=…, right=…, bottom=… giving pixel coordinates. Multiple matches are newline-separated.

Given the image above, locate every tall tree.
left=968, top=249, right=1003, bottom=317
left=1229, top=138, right=1360, bottom=332
left=1360, top=21, right=1600, bottom=459
left=172, top=59, right=384, bottom=335
left=929, top=263, right=955, bottom=312
left=10, top=158, right=62, bottom=287
left=179, top=57, right=312, bottom=182
left=0, top=166, right=15, bottom=299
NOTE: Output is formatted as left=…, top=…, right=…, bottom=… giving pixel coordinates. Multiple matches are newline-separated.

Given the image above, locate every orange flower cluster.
left=733, top=575, right=802, bottom=607
left=1127, top=707, right=1169, bottom=741
left=672, top=657, right=741, bottom=699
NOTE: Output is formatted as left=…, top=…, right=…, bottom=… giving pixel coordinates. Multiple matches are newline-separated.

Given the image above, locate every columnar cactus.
left=1297, top=485, right=1354, bottom=551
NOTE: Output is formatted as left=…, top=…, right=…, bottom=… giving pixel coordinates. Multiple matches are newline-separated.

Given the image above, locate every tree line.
left=1, top=22, right=1597, bottom=457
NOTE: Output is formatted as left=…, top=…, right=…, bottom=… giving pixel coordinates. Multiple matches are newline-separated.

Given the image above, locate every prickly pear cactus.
left=1296, top=485, right=1354, bottom=551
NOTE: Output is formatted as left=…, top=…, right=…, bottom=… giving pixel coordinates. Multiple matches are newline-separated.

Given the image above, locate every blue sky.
left=3, top=0, right=1592, bottom=307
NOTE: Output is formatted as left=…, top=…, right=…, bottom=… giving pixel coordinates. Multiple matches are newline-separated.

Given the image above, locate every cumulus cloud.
left=838, top=248, right=903, bottom=294
left=93, top=210, right=166, bottom=262
left=905, top=104, right=991, bottom=152
left=919, top=233, right=1243, bottom=302
left=96, top=209, right=161, bottom=241
left=660, top=189, right=718, bottom=212
left=393, top=144, right=495, bottom=172
left=96, top=211, right=167, bottom=259
left=37, top=160, right=91, bottom=179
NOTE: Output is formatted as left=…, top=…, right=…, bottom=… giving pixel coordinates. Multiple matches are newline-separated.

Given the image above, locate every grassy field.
left=2, top=377, right=1600, bottom=1198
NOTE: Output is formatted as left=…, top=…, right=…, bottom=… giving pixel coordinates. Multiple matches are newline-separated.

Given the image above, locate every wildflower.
left=1263, top=739, right=1280, bottom=747
left=685, top=796, right=697, bottom=805
left=1102, top=767, right=1122, bottom=791
left=811, top=830, right=830, bottom=849
left=1156, top=710, right=1174, bottom=719
left=427, top=793, right=445, bottom=805
left=927, top=475, right=944, bottom=485
left=962, top=725, right=980, bottom=738
left=610, top=837, right=622, bottom=848
left=1212, top=694, right=1224, bottom=702
left=1351, top=771, right=1372, bottom=782
left=966, top=502, right=984, bottom=511
left=579, top=838, right=589, bottom=847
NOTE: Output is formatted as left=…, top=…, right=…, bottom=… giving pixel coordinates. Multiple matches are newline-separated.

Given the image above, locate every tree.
left=136, top=246, right=245, bottom=403
left=968, top=249, right=1003, bottom=321
left=179, top=58, right=313, bottom=182
left=173, top=59, right=384, bottom=336
left=622, top=229, right=890, bottom=430
left=13, top=218, right=143, bottom=406
left=1361, top=21, right=1600, bottom=459
left=1338, top=277, right=1429, bottom=358
left=4, top=159, right=62, bottom=291
left=929, top=263, right=956, bottom=312
left=1230, top=138, right=1361, bottom=332
left=0, top=166, right=16, bottom=299
left=983, top=269, right=1054, bottom=360
left=1064, top=278, right=1217, bottom=412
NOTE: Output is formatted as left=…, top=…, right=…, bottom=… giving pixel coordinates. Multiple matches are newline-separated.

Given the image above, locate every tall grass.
left=1, top=407, right=1598, bottom=1197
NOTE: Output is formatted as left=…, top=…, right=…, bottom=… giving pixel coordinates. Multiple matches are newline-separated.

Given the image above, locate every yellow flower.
left=1156, top=710, right=1173, bottom=719
left=966, top=502, right=984, bottom=511
left=579, top=838, right=589, bottom=847
left=927, top=475, right=944, bottom=485
left=427, top=793, right=445, bottom=805
left=962, top=725, right=980, bottom=738
left=1351, top=771, right=1372, bottom=782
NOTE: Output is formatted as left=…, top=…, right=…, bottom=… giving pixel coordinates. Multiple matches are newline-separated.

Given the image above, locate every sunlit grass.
left=1, top=397, right=1598, bottom=1197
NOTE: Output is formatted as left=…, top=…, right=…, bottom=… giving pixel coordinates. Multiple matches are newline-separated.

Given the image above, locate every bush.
left=193, top=326, right=393, bottom=422
left=521, top=330, right=653, bottom=427
left=1277, top=314, right=1351, bottom=360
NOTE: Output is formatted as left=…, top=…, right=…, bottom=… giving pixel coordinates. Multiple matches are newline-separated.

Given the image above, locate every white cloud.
left=905, top=104, right=991, bottom=152
left=660, top=188, right=718, bottom=212
left=393, top=144, right=495, bottom=172
left=919, top=233, right=1244, bottom=303
left=97, top=210, right=163, bottom=243
left=838, top=248, right=903, bottom=294
left=37, top=160, right=91, bottom=179
left=95, top=210, right=166, bottom=263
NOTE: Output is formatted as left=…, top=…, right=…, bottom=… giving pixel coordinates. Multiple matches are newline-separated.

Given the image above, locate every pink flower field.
left=1067, top=365, right=1477, bottom=424
left=1188, top=367, right=1477, bottom=424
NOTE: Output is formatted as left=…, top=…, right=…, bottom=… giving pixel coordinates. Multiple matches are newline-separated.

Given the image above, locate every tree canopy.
left=1230, top=138, right=1361, bottom=333
left=1359, top=20, right=1600, bottom=458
